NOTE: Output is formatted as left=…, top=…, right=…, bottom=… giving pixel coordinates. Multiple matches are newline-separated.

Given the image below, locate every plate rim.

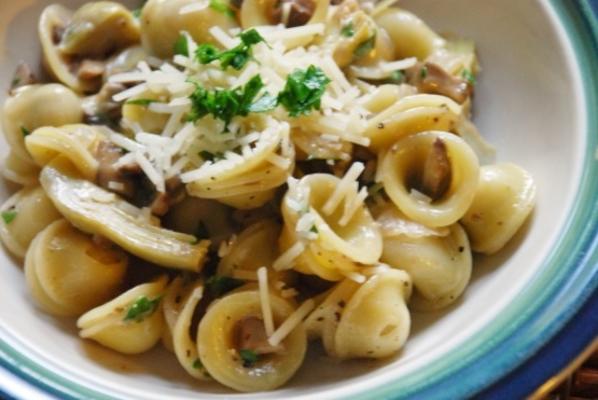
left=0, top=1, right=597, bottom=399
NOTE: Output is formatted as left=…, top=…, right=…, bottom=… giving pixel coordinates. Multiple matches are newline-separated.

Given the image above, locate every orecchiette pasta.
left=185, top=118, right=295, bottom=209
left=0, top=0, right=537, bottom=393
left=365, top=94, right=463, bottom=151
left=0, top=186, right=62, bottom=259
left=162, top=277, right=211, bottom=380
left=197, top=290, right=307, bottom=392
left=25, top=219, right=128, bottom=316
left=280, top=171, right=382, bottom=281
left=375, top=8, right=446, bottom=60
left=378, top=204, right=472, bottom=311
left=25, top=124, right=105, bottom=180
left=305, top=268, right=412, bottom=358
left=380, top=131, right=480, bottom=227
left=2, top=84, right=84, bottom=165
left=39, top=3, right=140, bottom=93
left=461, top=163, right=536, bottom=254
left=77, top=276, right=168, bottom=354
left=141, top=0, right=238, bottom=58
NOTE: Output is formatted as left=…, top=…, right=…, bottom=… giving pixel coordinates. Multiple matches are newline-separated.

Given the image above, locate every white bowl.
left=0, top=1, right=597, bottom=399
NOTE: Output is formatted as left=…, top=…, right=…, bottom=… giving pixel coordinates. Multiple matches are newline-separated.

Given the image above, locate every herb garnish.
left=388, top=70, right=405, bottom=84
left=353, top=34, right=376, bottom=58
left=187, top=74, right=276, bottom=127
left=239, top=349, right=259, bottom=367
left=195, top=29, right=266, bottom=70
left=209, top=0, right=235, bottom=18
left=461, top=69, right=476, bottom=85
left=1, top=210, right=17, bottom=224
left=174, top=34, right=189, bottom=56
left=340, top=22, right=355, bottom=37
left=198, top=150, right=224, bottom=162
left=123, top=296, right=161, bottom=322
left=20, top=126, right=31, bottom=137
left=420, top=65, right=429, bottom=79
left=277, top=65, right=331, bottom=117
left=192, top=358, right=203, bottom=369
left=125, top=98, right=158, bottom=107
left=205, top=275, right=244, bottom=297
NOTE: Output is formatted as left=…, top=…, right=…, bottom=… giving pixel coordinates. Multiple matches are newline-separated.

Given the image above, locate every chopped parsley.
left=187, top=74, right=276, bottom=127
left=205, top=275, right=244, bottom=297
left=192, top=358, right=203, bottom=369
left=340, top=22, right=355, bottom=37
left=353, top=34, right=376, bottom=58
left=125, top=98, right=157, bottom=107
left=310, top=225, right=318, bottom=234
left=173, top=34, right=189, bottom=56
left=461, top=69, right=477, bottom=85
left=123, top=296, right=161, bottom=322
left=388, top=70, right=405, bottom=84
left=20, top=126, right=31, bottom=137
left=238, top=349, right=259, bottom=367
left=209, top=0, right=235, bottom=18
left=277, top=65, right=331, bottom=117
left=195, top=29, right=266, bottom=70
left=420, top=65, right=429, bottom=79
left=11, top=77, right=20, bottom=88
left=1, top=210, right=17, bottom=224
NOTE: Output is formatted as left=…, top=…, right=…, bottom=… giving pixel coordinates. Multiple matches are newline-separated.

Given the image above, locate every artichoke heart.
left=40, top=160, right=209, bottom=271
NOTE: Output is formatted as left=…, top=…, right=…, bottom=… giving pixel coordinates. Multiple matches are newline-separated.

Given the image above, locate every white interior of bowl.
left=0, top=0, right=586, bottom=398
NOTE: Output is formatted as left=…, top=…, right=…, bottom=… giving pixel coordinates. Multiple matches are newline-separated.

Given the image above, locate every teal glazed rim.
left=0, top=1, right=597, bottom=399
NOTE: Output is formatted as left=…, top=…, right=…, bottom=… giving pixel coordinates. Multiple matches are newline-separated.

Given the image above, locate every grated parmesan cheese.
left=268, top=299, right=315, bottom=346
left=273, top=242, right=305, bottom=271
left=257, top=267, right=275, bottom=337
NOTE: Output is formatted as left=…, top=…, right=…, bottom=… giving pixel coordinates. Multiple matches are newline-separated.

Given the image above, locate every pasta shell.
left=2, top=84, right=83, bottom=164
left=197, top=290, right=307, bottom=392
left=77, top=276, right=168, bottom=354
left=0, top=186, right=62, bottom=259
left=461, top=163, right=536, bottom=254
left=380, top=131, right=479, bottom=227
left=25, top=219, right=127, bottom=317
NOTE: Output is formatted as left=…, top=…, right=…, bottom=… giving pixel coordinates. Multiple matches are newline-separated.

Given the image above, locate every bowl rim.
left=0, top=1, right=597, bottom=399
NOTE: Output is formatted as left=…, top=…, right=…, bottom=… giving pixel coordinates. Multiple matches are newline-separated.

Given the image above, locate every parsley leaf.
left=340, top=22, right=355, bottom=37
left=195, top=28, right=266, bottom=70
left=192, top=358, right=203, bottom=369
left=277, top=65, right=331, bottom=117
left=173, top=34, right=189, bottom=56
left=461, top=69, right=477, bottom=85
left=354, top=34, right=376, bottom=58
left=1, top=210, right=17, bottom=224
left=209, top=0, right=235, bottom=18
left=239, top=349, right=259, bottom=367
left=205, top=276, right=244, bottom=297
left=187, top=75, right=276, bottom=127
left=420, top=65, right=429, bottom=79
left=388, top=70, right=405, bottom=84
left=20, top=126, right=31, bottom=137
left=123, top=296, right=161, bottom=322
left=125, top=98, right=157, bottom=106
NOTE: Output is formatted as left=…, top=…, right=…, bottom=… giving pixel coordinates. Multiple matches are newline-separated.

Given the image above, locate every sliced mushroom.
left=269, top=0, right=316, bottom=27
left=419, top=138, right=452, bottom=201
left=39, top=159, right=210, bottom=271
left=94, top=140, right=136, bottom=198
left=235, top=316, right=284, bottom=355
left=82, top=82, right=126, bottom=128
left=407, top=62, right=473, bottom=104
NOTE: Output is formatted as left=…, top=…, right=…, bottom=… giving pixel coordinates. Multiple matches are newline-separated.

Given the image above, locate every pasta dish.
left=0, top=0, right=536, bottom=392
